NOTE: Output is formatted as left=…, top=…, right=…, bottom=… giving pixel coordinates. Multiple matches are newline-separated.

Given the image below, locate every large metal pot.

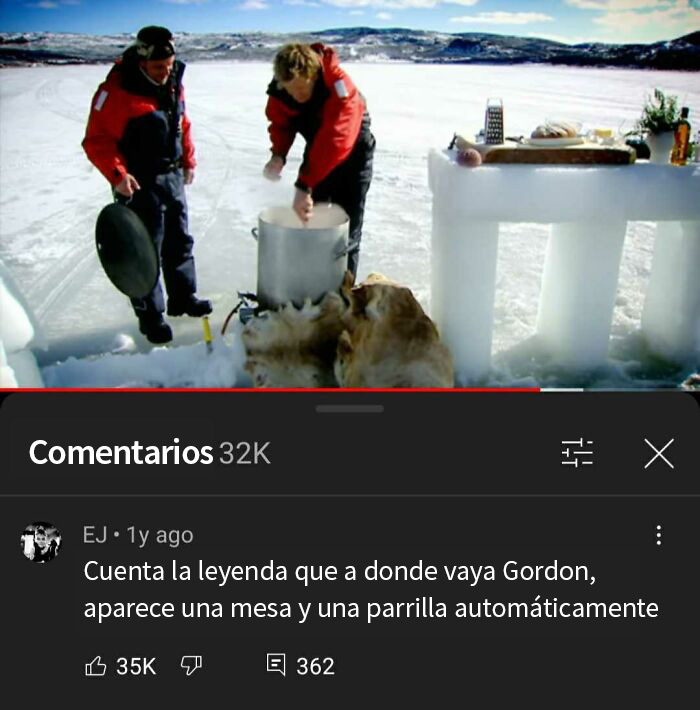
left=252, top=203, right=351, bottom=310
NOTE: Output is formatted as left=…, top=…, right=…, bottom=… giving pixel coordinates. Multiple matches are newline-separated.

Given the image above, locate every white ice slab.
left=428, top=153, right=700, bottom=222
left=0, top=339, right=18, bottom=387
left=642, top=221, right=700, bottom=362
left=0, top=260, right=45, bottom=387
left=0, top=268, right=34, bottom=353
left=6, top=350, right=44, bottom=388
left=536, top=219, right=627, bottom=368
left=428, top=151, right=700, bottom=380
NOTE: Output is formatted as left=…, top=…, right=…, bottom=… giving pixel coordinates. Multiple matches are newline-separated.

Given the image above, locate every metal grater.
left=485, top=98, right=504, bottom=144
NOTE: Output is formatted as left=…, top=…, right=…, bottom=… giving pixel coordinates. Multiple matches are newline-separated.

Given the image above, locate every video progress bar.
left=1, top=493, right=699, bottom=499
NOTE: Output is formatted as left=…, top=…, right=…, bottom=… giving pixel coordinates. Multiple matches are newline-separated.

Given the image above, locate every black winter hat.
left=134, top=26, right=175, bottom=60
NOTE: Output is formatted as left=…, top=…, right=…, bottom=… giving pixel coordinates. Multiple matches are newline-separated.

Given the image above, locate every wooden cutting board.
left=478, top=141, right=636, bottom=165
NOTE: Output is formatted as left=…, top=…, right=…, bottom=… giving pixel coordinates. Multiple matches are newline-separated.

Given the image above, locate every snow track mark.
left=35, top=78, right=87, bottom=125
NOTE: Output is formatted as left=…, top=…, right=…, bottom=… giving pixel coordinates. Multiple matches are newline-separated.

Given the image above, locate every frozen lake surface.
left=1, top=61, right=698, bottom=388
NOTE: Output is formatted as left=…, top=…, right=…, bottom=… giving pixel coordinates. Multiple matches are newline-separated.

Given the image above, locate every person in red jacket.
left=263, top=43, right=375, bottom=280
left=83, top=26, right=211, bottom=344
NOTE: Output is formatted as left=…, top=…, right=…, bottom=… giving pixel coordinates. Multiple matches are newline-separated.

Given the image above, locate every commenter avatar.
left=21, top=522, right=62, bottom=563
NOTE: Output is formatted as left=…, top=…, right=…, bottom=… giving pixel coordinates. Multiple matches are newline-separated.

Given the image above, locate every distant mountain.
left=1, top=27, right=698, bottom=70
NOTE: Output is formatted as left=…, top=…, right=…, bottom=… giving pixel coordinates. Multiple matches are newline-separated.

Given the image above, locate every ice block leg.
left=642, top=221, right=700, bottom=362
left=431, top=209, right=499, bottom=383
left=536, top=219, right=627, bottom=369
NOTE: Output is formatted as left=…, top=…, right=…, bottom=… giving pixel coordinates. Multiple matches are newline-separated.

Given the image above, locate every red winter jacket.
left=83, top=58, right=195, bottom=187
left=265, top=44, right=366, bottom=191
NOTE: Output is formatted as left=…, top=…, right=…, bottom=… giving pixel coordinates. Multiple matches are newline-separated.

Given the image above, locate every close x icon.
left=644, top=438, right=675, bottom=470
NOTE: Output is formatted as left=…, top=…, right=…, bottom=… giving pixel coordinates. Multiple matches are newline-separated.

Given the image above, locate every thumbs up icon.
left=85, top=655, right=107, bottom=677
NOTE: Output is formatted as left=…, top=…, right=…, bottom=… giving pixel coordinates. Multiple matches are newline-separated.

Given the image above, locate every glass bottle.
left=671, top=107, right=691, bottom=166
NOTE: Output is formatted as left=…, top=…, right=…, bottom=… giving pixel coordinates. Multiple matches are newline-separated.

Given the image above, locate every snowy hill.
left=1, top=28, right=699, bottom=70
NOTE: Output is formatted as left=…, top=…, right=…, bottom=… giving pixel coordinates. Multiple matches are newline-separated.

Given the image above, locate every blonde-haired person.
left=263, top=43, right=375, bottom=280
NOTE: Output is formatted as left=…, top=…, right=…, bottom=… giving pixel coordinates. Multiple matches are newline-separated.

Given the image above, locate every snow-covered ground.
left=1, top=61, right=698, bottom=388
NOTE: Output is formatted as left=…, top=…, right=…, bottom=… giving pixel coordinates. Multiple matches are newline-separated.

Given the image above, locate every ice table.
left=428, top=150, right=700, bottom=382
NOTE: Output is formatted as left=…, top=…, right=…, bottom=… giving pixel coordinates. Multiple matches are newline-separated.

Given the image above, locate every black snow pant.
left=310, top=120, right=375, bottom=280
left=122, top=170, right=197, bottom=319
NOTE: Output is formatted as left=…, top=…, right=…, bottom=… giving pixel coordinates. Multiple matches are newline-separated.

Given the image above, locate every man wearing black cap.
left=83, top=26, right=211, bottom=344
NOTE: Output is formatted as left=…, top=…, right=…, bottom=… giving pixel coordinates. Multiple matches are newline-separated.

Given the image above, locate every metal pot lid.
left=95, top=203, right=159, bottom=299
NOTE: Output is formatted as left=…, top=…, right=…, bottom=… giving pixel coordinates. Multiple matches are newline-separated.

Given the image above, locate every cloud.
left=283, top=0, right=320, bottom=5
left=239, top=0, right=268, bottom=7
left=450, top=11, right=555, bottom=24
left=160, top=0, right=208, bottom=4
left=566, top=0, right=700, bottom=41
left=595, top=6, right=700, bottom=35
left=323, top=0, right=440, bottom=8
left=565, top=0, right=660, bottom=9
left=324, top=0, right=477, bottom=5
left=25, top=0, right=84, bottom=6
left=376, top=11, right=392, bottom=18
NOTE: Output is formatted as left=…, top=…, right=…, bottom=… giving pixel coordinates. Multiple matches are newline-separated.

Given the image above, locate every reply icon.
left=267, top=653, right=286, bottom=676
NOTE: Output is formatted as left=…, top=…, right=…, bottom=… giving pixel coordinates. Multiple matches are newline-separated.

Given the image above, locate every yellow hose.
left=202, top=315, right=213, bottom=354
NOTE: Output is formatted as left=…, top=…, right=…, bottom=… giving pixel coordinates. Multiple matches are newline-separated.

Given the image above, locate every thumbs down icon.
left=181, top=655, right=202, bottom=676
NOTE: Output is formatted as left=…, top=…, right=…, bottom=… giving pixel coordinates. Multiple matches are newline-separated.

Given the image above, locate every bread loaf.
left=531, top=120, right=578, bottom=139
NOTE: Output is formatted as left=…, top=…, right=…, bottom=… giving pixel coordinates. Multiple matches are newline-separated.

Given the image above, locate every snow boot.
left=167, top=296, right=213, bottom=317
left=138, top=313, right=173, bottom=344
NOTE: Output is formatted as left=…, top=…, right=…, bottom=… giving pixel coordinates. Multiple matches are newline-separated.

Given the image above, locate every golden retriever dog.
left=242, top=292, right=346, bottom=388
left=335, top=273, right=454, bottom=388
left=241, top=273, right=454, bottom=389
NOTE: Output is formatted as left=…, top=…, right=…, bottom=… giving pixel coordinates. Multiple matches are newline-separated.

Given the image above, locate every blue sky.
left=1, top=0, right=699, bottom=43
